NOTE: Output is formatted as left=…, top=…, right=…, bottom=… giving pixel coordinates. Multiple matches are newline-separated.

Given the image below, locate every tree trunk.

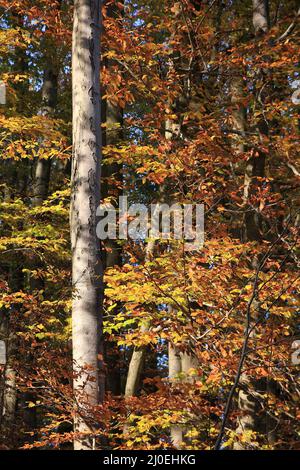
left=102, top=95, right=123, bottom=267
left=244, top=0, right=269, bottom=238
left=243, top=0, right=270, bottom=241
left=0, top=312, right=17, bottom=448
left=22, top=64, right=59, bottom=442
left=103, top=145, right=122, bottom=394
left=169, top=343, right=183, bottom=448
left=124, top=239, right=156, bottom=398
left=123, top=239, right=155, bottom=437
left=0, top=266, right=23, bottom=448
left=234, top=0, right=270, bottom=449
left=32, top=68, right=58, bottom=206
left=124, top=321, right=149, bottom=398
left=252, top=0, right=269, bottom=35
left=102, top=1, right=123, bottom=395
left=168, top=342, right=198, bottom=448
left=71, top=0, right=103, bottom=450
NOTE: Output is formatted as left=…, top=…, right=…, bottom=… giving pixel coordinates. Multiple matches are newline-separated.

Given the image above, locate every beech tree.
left=0, top=0, right=299, bottom=452
left=71, top=0, right=103, bottom=450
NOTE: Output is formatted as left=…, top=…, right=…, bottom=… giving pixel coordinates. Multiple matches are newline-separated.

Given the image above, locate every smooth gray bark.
left=124, top=321, right=150, bottom=398
left=252, top=0, right=269, bottom=35
left=71, top=0, right=103, bottom=450
left=169, top=343, right=183, bottom=448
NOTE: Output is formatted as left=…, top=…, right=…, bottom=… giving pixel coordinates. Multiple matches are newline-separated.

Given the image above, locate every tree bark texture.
left=71, top=0, right=103, bottom=450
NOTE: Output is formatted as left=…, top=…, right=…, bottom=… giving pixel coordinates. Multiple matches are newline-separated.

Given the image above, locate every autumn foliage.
left=0, top=0, right=299, bottom=450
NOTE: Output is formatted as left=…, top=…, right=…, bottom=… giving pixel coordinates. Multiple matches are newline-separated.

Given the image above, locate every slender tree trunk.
left=124, top=320, right=150, bottom=398
left=124, top=239, right=155, bottom=398
left=2, top=362, right=17, bottom=445
left=0, top=266, right=23, bottom=448
left=0, top=15, right=29, bottom=445
left=169, top=343, right=183, bottom=448
left=124, top=239, right=156, bottom=398
left=71, top=0, right=103, bottom=450
left=233, top=0, right=271, bottom=449
left=32, top=159, right=51, bottom=207
left=102, top=95, right=123, bottom=269
left=123, top=239, right=155, bottom=437
left=32, top=67, right=58, bottom=206
left=22, top=64, right=59, bottom=442
left=243, top=1, right=270, bottom=242
left=102, top=1, right=124, bottom=395
left=244, top=0, right=269, bottom=236
left=0, top=312, right=17, bottom=447
left=103, top=113, right=122, bottom=394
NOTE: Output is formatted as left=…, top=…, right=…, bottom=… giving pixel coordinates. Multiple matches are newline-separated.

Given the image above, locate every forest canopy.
left=0, top=0, right=299, bottom=452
